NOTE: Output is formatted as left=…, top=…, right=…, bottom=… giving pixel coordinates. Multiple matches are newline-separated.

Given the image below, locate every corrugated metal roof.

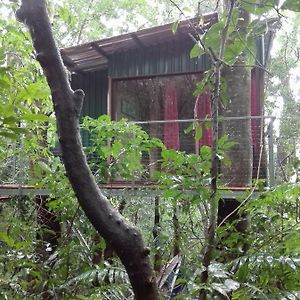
left=60, top=12, right=218, bottom=73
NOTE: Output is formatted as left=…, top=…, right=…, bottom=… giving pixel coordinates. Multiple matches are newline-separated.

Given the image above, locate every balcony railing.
left=132, top=115, right=276, bottom=187
left=0, top=116, right=276, bottom=197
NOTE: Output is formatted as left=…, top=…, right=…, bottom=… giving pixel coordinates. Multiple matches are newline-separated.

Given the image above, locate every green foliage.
left=190, top=8, right=258, bottom=66
left=172, top=19, right=180, bottom=34
left=266, top=14, right=300, bottom=182
left=1, top=1, right=300, bottom=299
left=0, top=19, right=50, bottom=142
left=281, top=0, right=300, bottom=12
left=226, top=183, right=300, bottom=299
left=53, top=0, right=172, bottom=46
left=193, top=70, right=214, bottom=96
left=82, top=115, right=164, bottom=181
left=0, top=3, right=55, bottom=185
left=157, top=147, right=211, bottom=201
left=190, top=42, right=205, bottom=59
left=241, top=0, right=276, bottom=15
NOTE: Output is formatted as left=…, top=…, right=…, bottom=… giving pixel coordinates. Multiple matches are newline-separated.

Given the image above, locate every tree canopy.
left=0, top=0, right=300, bottom=299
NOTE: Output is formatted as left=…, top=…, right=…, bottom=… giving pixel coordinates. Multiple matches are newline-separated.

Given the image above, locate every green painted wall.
left=109, top=38, right=210, bottom=78
left=71, top=70, right=108, bottom=146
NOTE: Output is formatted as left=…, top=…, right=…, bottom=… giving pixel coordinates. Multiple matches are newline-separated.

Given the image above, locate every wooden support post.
left=268, top=118, right=275, bottom=187
left=107, top=77, right=112, bottom=118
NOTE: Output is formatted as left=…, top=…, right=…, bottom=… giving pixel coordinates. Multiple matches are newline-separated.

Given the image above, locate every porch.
left=0, top=115, right=276, bottom=198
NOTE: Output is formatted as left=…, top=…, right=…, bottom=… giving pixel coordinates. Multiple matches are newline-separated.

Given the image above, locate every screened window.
left=112, top=73, right=211, bottom=153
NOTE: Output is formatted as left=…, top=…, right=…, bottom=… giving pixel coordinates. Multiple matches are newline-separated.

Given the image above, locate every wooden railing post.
left=268, top=118, right=275, bottom=187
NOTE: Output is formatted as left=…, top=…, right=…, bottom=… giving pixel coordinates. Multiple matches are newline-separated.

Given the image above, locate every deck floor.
left=0, top=183, right=262, bottom=199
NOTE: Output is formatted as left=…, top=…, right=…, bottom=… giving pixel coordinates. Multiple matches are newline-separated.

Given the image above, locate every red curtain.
left=162, top=74, right=262, bottom=154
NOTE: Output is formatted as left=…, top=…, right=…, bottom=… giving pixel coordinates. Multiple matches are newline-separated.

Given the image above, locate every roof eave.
left=60, top=12, right=218, bottom=73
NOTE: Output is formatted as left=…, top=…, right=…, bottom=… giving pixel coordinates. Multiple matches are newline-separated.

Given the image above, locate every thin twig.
left=62, top=205, right=80, bottom=245
left=76, top=0, right=94, bottom=44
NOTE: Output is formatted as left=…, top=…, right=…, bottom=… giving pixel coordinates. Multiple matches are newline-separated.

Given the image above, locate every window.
left=112, top=73, right=211, bottom=153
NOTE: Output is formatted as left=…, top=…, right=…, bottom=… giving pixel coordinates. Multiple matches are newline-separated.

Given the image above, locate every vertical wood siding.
left=109, top=38, right=211, bottom=78
left=71, top=70, right=108, bottom=146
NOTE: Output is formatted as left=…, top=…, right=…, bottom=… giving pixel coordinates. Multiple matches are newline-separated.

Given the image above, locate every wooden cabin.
left=60, top=12, right=273, bottom=188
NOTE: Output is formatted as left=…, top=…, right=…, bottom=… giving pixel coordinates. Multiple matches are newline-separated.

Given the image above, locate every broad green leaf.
left=184, top=122, right=194, bottom=134
left=2, top=116, right=19, bottom=124
left=96, top=238, right=106, bottom=251
left=0, top=104, right=14, bottom=117
left=61, top=269, right=100, bottom=288
left=199, top=16, right=205, bottom=27
left=0, top=130, right=19, bottom=139
left=111, top=140, right=122, bottom=158
left=181, top=6, right=192, bottom=15
left=0, top=232, right=15, bottom=247
left=224, top=38, right=245, bottom=64
left=284, top=233, right=300, bottom=252
left=161, top=149, right=178, bottom=161
left=190, top=42, right=205, bottom=58
left=249, top=18, right=280, bottom=36
left=16, top=82, right=50, bottom=103
left=202, top=8, right=239, bottom=56
left=97, top=114, right=111, bottom=122
left=193, top=80, right=207, bottom=96
left=193, top=70, right=213, bottom=96
left=58, top=5, right=77, bottom=26
left=281, top=0, right=300, bottom=11
left=200, top=145, right=211, bottom=159
left=15, top=241, right=32, bottom=251
left=220, top=76, right=230, bottom=106
left=232, top=289, right=251, bottom=300
left=195, top=124, right=203, bottom=142
left=202, top=22, right=223, bottom=53
left=163, top=189, right=177, bottom=198
left=205, top=120, right=212, bottom=129
left=37, top=161, right=52, bottom=173
left=244, top=36, right=257, bottom=65
left=0, top=78, right=10, bottom=89
left=58, top=6, right=71, bottom=23
left=218, top=135, right=229, bottom=147
left=172, top=20, right=179, bottom=34
left=7, top=127, right=28, bottom=134
left=209, top=262, right=230, bottom=278
left=241, top=0, right=276, bottom=15
left=33, top=164, right=42, bottom=177
left=237, top=261, right=249, bottom=282
left=211, top=283, right=230, bottom=297
left=22, top=113, right=52, bottom=122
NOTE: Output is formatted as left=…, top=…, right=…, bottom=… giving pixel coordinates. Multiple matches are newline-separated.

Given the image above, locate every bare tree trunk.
left=149, top=79, right=163, bottom=273
left=16, top=2, right=159, bottom=299
left=218, top=6, right=252, bottom=264
left=153, top=196, right=162, bottom=273
left=172, top=204, right=180, bottom=256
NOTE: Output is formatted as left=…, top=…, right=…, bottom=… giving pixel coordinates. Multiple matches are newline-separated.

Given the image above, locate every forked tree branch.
left=16, top=1, right=159, bottom=299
